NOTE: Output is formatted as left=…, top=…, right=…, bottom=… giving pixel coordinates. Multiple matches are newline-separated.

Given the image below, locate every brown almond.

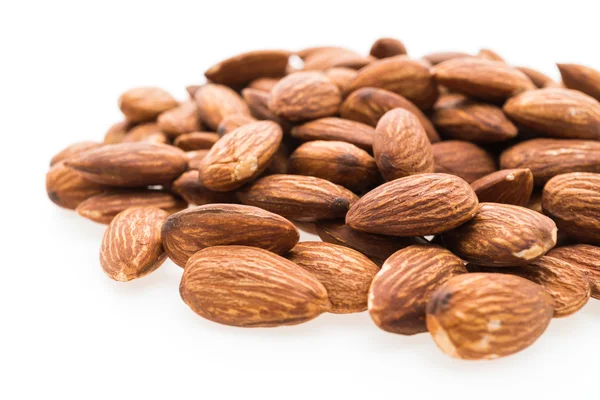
left=548, top=244, right=600, bottom=299
left=118, top=87, right=178, bottom=123
left=557, top=63, right=600, bottom=101
left=477, top=48, right=505, bottom=62
left=296, top=46, right=346, bottom=60
left=516, top=66, right=558, bottom=88
left=346, top=173, right=479, bottom=236
left=156, top=101, right=202, bottom=136
left=186, top=150, right=209, bottom=170
left=46, top=161, right=105, bottom=209
left=247, top=77, right=280, bottom=92
left=103, top=121, right=131, bottom=144
left=324, top=67, right=357, bottom=93
left=216, top=114, right=257, bottom=136
left=171, top=170, right=237, bottom=205
left=173, top=132, right=219, bottom=151
left=526, top=190, right=543, bottom=214
left=422, top=51, right=472, bottom=65
left=369, top=245, right=467, bottom=335
left=290, top=117, right=375, bottom=151
left=369, top=38, right=408, bottom=59
left=432, top=140, right=497, bottom=183
left=286, top=242, right=380, bottom=313
left=194, top=83, right=251, bottom=130
left=100, top=207, right=168, bottom=281
left=470, top=168, right=534, bottom=206
left=237, top=174, right=359, bottom=222
left=121, top=122, right=168, bottom=144
left=241, top=88, right=292, bottom=132
left=205, top=50, right=291, bottom=85
left=180, top=246, right=331, bottom=327
left=186, top=85, right=201, bottom=98
left=50, top=141, right=103, bottom=166
left=302, top=48, right=373, bottom=71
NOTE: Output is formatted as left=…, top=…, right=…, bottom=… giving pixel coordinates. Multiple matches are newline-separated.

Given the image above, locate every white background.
left=2, top=1, right=599, bottom=399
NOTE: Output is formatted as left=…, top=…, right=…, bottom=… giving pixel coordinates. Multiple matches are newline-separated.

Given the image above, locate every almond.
left=186, top=150, right=209, bottom=170
left=323, top=67, right=357, bottom=93
left=477, top=48, right=504, bottom=62
left=118, top=87, right=178, bottom=123
left=198, top=121, right=283, bottom=191
left=290, top=117, right=375, bottom=151
left=426, top=273, right=554, bottom=360
left=302, top=48, right=373, bottom=71
left=470, top=168, right=533, bottom=206
left=205, top=50, right=291, bottom=85
left=46, top=161, right=105, bottom=209
left=286, top=241, right=380, bottom=313
left=216, top=114, right=257, bottom=136
left=557, top=63, right=600, bottom=101
left=194, top=83, right=251, bottom=130
left=64, top=142, right=187, bottom=187
left=369, top=38, right=408, bottom=59
left=180, top=246, right=331, bottom=327
left=237, top=174, right=359, bottom=222
left=346, top=173, right=479, bottom=236
left=432, top=140, right=497, bottom=183
left=296, top=46, right=345, bottom=60
left=542, top=172, right=600, bottom=245
left=441, top=203, right=557, bottom=266
left=369, top=245, right=466, bottom=335
left=121, top=122, right=168, bottom=144
left=516, top=66, right=558, bottom=88
left=503, top=88, right=600, bottom=140
left=548, top=244, right=600, bottom=299
left=247, top=77, right=280, bottom=92
left=50, top=141, right=103, bottom=166
left=103, top=121, right=131, bottom=144
left=173, top=132, right=219, bottom=151
left=171, top=170, right=237, bottom=205
left=373, top=108, right=435, bottom=180
left=100, top=207, right=168, bottom=282
left=156, top=101, right=202, bottom=136
left=241, top=88, right=292, bottom=132
left=422, top=51, right=472, bottom=65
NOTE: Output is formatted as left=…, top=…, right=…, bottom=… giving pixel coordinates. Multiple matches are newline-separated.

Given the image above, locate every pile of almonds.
left=46, top=39, right=600, bottom=361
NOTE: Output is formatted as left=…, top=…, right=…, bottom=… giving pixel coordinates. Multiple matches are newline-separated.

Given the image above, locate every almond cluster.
left=46, top=39, right=600, bottom=361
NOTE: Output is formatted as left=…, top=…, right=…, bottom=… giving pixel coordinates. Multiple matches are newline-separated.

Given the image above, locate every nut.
left=194, top=83, right=251, bottom=130
left=205, top=50, right=291, bottom=86
left=432, top=140, right=497, bottom=183
left=548, top=244, right=600, bottom=299
left=46, top=161, right=105, bottom=209
left=557, top=63, right=600, bottom=101
left=118, top=87, right=178, bottom=123
left=290, top=117, right=375, bottom=151
left=470, top=168, right=534, bottom=206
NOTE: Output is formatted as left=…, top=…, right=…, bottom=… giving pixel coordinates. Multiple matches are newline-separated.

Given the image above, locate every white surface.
left=2, top=1, right=600, bottom=399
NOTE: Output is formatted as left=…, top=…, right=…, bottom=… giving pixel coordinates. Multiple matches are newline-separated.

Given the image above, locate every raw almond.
left=247, top=77, right=280, bottom=92
left=171, top=170, right=237, bottom=205
left=156, top=101, right=202, bottom=136
left=470, top=168, right=533, bottom=206
left=241, top=88, right=292, bottom=132
left=103, top=121, right=132, bottom=144
left=186, top=150, right=209, bottom=170
left=205, top=50, right=291, bottom=85
left=323, top=67, right=357, bottom=93
left=432, top=140, right=497, bottom=183
left=290, top=117, right=375, bottom=151
left=422, top=51, right=472, bottom=65
left=46, top=161, right=105, bottom=209
left=216, top=114, right=257, bottom=136
left=369, top=37, right=408, bottom=59
left=557, top=63, right=600, bottom=101
left=477, top=48, right=504, bottom=62
left=302, top=48, right=373, bottom=71
left=516, top=66, right=558, bottom=88
left=50, top=141, right=103, bottom=166
left=194, top=83, right=251, bottom=130
left=548, top=244, right=600, bottom=299
left=118, top=87, right=178, bottom=123
left=120, top=122, right=163, bottom=143
left=173, top=132, right=219, bottom=151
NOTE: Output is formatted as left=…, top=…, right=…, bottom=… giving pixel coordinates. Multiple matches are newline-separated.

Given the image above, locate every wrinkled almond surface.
left=470, top=168, right=533, bottom=206
left=558, top=63, right=600, bottom=101
left=432, top=140, right=497, bottom=183
left=290, top=117, right=375, bottom=151
left=46, top=161, right=105, bottom=209
left=548, top=244, right=600, bottom=299
left=205, top=50, right=291, bottom=85
left=194, top=84, right=251, bottom=130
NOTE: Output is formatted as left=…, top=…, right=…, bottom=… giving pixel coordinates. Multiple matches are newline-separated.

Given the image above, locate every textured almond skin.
left=503, top=88, right=600, bottom=140
left=340, top=87, right=440, bottom=143
left=205, top=50, right=291, bottom=85
left=180, top=246, right=331, bottom=327
left=542, top=172, right=600, bottom=245
left=104, top=121, right=131, bottom=144
left=315, top=220, right=428, bottom=266
left=120, top=122, right=165, bottom=143
left=346, top=56, right=438, bottom=110
left=64, top=142, right=188, bottom=187
left=369, top=245, right=467, bottom=335
left=346, top=173, right=479, bottom=236
left=268, top=71, right=342, bottom=121
left=217, top=114, right=257, bottom=136
left=516, top=66, right=558, bottom=88
left=288, top=140, right=380, bottom=192
left=324, top=67, right=357, bottom=93
left=290, top=117, right=375, bottom=151
left=50, top=141, right=103, bottom=166
left=286, top=242, right=380, bottom=313
left=237, top=174, right=359, bottom=222
left=157, top=101, right=202, bottom=136
left=499, top=138, right=600, bottom=185
left=173, top=132, right=219, bottom=151
left=46, top=161, right=105, bottom=209
left=302, top=48, right=373, bottom=71
left=441, top=203, right=557, bottom=266
left=548, top=244, right=600, bottom=299
left=171, top=170, right=237, bottom=205
left=162, top=204, right=298, bottom=267
left=374, top=108, right=435, bottom=180
left=433, top=58, right=535, bottom=102
left=422, top=52, right=472, bottom=65
left=118, top=87, right=178, bottom=123
left=241, top=88, right=292, bottom=132
left=194, top=84, right=251, bottom=130
left=467, top=256, right=590, bottom=317
left=369, top=38, right=407, bottom=58
left=426, top=273, right=554, bottom=360
left=247, top=77, right=280, bottom=92
left=76, top=190, right=186, bottom=224
left=432, top=141, right=497, bottom=183
left=100, top=207, right=168, bottom=282
left=558, top=63, right=600, bottom=101
left=470, top=168, right=534, bottom=206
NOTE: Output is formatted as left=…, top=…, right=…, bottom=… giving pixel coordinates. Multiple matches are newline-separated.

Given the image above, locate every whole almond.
left=216, top=114, right=257, bottom=136
left=470, top=168, right=534, bottom=206
left=346, top=173, right=479, bottom=236
left=426, top=273, right=554, bottom=360
left=247, top=77, right=280, bottom=92
left=237, top=174, right=359, bottom=222
left=369, top=38, right=408, bottom=59
left=557, top=63, right=600, bottom=101
left=542, top=172, right=600, bottom=245
left=205, top=50, right=291, bottom=85
left=46, top=161, right=105, bottom=209
left=422, top=51, right=472, bottom=65
left=64, top=142, right=187, bottom=187
left=516, top=66, right=558, bottom=88
left=241, top=88, right=292, bottom=132
left=499, top=138, right=600, bottom=185
left=548, top=244, right=600, bottom=299
left=290, top=117, right=375, bottom=151
left=302, top=48, right=373, bottom=71
left=433, top=58, right=535, bottom=102
left=288, top=140, right=380, bottom=192
left=477, top=48, right=504, bottom=62
left=171, top=170, right=237, bottom=205
left=503, top=88, right=600, bottom=140
left=156, top=101, right=202, bottom=136
left=441, top=203, right=557, bottom=266
left=286, top=241, right=380, bottom=313
left=186, top=150, right=209, bottom=170
left=118, top=87, right=178, bottom=123
left=162, top=204, right=299, bottom=267
left=268, top=71, right=341, bottom=121
left=120, top=122, right=163, bottom=143
left=76, top=190, right=186, bottom=224
left=103, top=121, right=131, bottom=144
left=180, top=246, right=331, bottom=327
left=100, top=207, right=168, bottom=282
left=323, top=67, right=358, bottom=93
left=373, top=108, right=435, bottom=180
left=50, top=141, right=103, bottom=166
left=369, top=245, right=467, bottom=335
left=173, top=132, right=219, bottom=151
left=199, top=121, right=283, bottom=191
left=194, top=84, right=251, bottom=130
left=432, top=140, right=497, bottom=183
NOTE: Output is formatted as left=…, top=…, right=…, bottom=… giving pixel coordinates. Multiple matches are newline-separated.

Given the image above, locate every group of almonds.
left=46, top=38, right=600, bottom=361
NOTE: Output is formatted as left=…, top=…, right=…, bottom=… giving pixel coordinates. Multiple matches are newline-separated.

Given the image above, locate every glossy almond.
left=369, top=38, right=407, bottom=58
left=205, top=50, right=291, bottom=85
left=516, top=66, right=558, bottom=88
left=156, top=101, right=202, bottom=136
left=323, top=67, right=357, bottom=93
left=46, top=161, right=105, bottom=209
left=216, top=114, right=257, bottom=136
left=173, top=132, right=219, bottom=151
left=302, top=47, right=373, bottom=71
left=548, top=244, right=600, bottom=299
left=194, top=84, right=251, bottom=130
left=171, top=170, right=237, bottom=205
left=558, top=63, right=600, bottom=101
left=432, top=141, right=497, bottom=183
left=118, top=87, right=178, bottom=123
left=50, top=141, right=103, bottom=166
left=290, top=117, right=375, bottom=151
left=470, top=168, right=533, bottom=206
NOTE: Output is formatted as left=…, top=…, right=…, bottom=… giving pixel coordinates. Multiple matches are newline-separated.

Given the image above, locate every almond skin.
left=76, top=190, right=186, bottom=224
left=247, top=77, right=280, bottom=92
left=346, top=173, right=479, bottom=237
left=286, top=242, right=380, bottom=314
left=241, top=88, right=292, bottom=132
left=558, top=63, right=600, bottom=101
left=50, top=141, right=103, bottom=166
left=46, top=161, right=105, bottom=209
left=422, top=51, right=472, bottom=65
left=118, top=87, right=178, bottom=123
left=64, top=142, right=188, bottom=187
left=433, top=58, right=535, bottom=102
left=324, top=67, right=357, bottom=93
left=470, top=168, right=533, bottom=206
left=340, top=87, right=440, bottom=143
left=120, top=122, right=164, bottom=143
left=157, top=101, right=202, bottom=136
left=542, top=172, right=600, bottom=245
left=426, top=273, right=554, bottom=360
left=237, top=174, right=359, bottom=222
left=268, top=71, right=342, bottom=121
left=516, top=66, right=558, bottom=88
left=100, top=207, right=168, bottom=282
left=374, top=108, right=435, bottom=180
left=194, top=84, right=251, bottom=130
left=173, top=132, right=219, bottom=151
left=441, top=203, right=557, bottom=266
left=369, top=38, right=408, bottom=58
left=180, top=246, right=331, bottom=327
left=205, top=50, right=291, bottom=85
left=198, top=121, right=283, bottom=192
left=290, top=117, right=375, bottom=151
left=171, top=170, right=237, bottom=205
left=369, top=245, right=467, bottom=335
left=346, top=56, right=438, bottom=110
left=216, top=114, right=257, bottom=136
left=186, top=151, right=209, bottom=170
left=432, top=141, right=497, bottom=183
left=103, top=121, right=131, bottom=144
left=548, top=244, right=600, bottom=299
left=302, top=48, right=373, bottom=71
left=503, top=88, right=600, bottom=140
left=499, top=138, right=600, bottom=185
left=477, top=48, right=505, bottom=62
